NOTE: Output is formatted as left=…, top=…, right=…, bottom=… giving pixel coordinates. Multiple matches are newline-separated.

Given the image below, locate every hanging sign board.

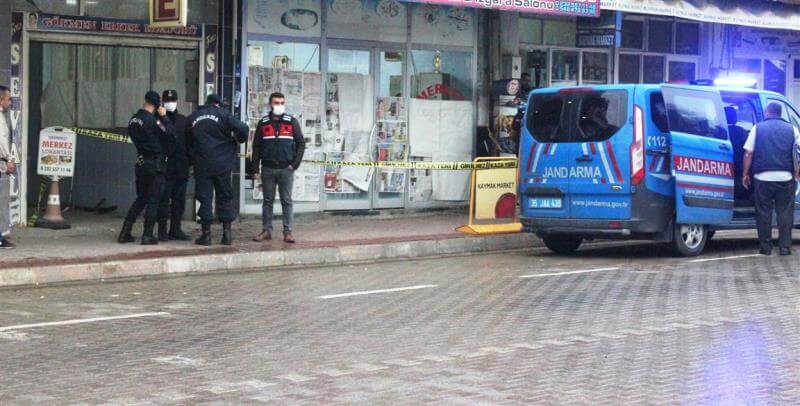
left=401, top=0, right=599, bottom=17
left=576, top=10, right=621, bottom=47
left=37, top=128, right=76, bottom=178
left=26, top=13, right=201, bottom=38
left=149, top=0, right=188, bottom=27
left=600, top=0, right=800, bottom=31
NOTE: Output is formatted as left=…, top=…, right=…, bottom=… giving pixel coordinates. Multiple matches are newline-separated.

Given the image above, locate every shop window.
left=543, top=19, right=576, bottom=47
left=247, top=0, right=322, bottom=37
left=326, top=0, right=407, bottom=42
left=13, top=0, right=78, bottom=15
left=733, top=58, right=761, bottom=75
left=621, top=19, right=644, bottom=50
left=246, top=41, right=323, bottom=205
left=519, top=18, right=543, bottom=44
left=328, top=49, right=370, bottom=75
left=582, top=52, right=608, bottom=84
left=675, top=22, right=700, bottom=55
left=794, top=60, right=800, bottom=79
left=668, top=61, right=696, bottom=83
left=618, top=54, right=640, bottom=83
left=85, top=0, right=148, bottom=20
left=764, top=59, right=787, bottom=95
left=411, top=4, right=474, bottom=48
left=551, top=51, right=578, bottom=87
left=77, top=45, right=115, bottom=129
left=648, top=20, right=673, bottom=53
left=643, top=55, right=665, bottom=84
left=523, top=50, right=548, bottom=90
left=411, top=50, right=473, bottom=101
left=379, top=51, right=404, bottom=97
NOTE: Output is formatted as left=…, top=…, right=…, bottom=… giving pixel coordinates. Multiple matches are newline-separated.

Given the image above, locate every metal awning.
left=600, top=0, right=800, bottom=31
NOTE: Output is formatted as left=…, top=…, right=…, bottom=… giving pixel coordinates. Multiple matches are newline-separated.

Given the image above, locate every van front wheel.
left=671, top=223, right=707, bottom=257
left=542, top=235, right=583, bottom=255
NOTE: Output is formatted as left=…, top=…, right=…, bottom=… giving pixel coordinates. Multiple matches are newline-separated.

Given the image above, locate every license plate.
left=529, top=197, right=562, bottom=209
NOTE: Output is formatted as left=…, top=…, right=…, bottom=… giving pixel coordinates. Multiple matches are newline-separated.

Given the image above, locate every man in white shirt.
left=742, top=102, right=800, bottom=256
left=0, top=85, right=16, bottom=249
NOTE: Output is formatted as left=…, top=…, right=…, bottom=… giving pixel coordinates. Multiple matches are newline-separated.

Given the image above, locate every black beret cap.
left=162, top=89, right=178, bottom=102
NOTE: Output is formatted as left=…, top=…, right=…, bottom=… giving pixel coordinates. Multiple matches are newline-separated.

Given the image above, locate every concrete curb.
left=0, top=233, right=541, bottom=288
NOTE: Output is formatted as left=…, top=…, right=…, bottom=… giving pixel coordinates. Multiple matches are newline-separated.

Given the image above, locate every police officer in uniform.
left=118, top=91, right=174, bottom=245
left=186, top=94, right=249, bottom=246
left=251, top=92, right=305, bottom=243
left=743, top=101, right=800, bottom=256
left=159, top=90, right=192, bottom=241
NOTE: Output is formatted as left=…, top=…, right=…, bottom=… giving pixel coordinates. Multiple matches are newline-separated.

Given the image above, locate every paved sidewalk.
left=0, top=209, right=537, bottom=288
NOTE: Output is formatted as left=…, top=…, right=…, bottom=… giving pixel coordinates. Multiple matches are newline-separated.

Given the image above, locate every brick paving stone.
left=1, top=234, right=800, bottom=403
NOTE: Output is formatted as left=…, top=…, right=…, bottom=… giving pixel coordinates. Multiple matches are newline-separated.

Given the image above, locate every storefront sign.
left=8, top=13, right=24, bottom=227
left=576, top=10, right=621, bottom=48
left=37, top=128, right=76, bottom=178
left=402, top=0, right=599, bottom=17
left=149, top=0, right=188, bottom=28
left=731, top=27, right=800, bottom=59
left=600, top=0, right=800, bottom=31
left=474, top=166, right=518, bottom=220
left=26, top=13, right=201, bottom=38
left=204, top=26, right=219, bottom=97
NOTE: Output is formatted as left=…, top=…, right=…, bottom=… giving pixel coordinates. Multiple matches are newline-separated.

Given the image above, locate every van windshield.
left=527, top=90, right=628, bottom=143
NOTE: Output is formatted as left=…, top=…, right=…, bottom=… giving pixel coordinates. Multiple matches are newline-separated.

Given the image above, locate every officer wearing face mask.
left=118, top=91, right=174, bottom=245
left=251, top=92, right=305, bottom=243
left=186, top=94, right=249, bottom=246
left=159, top=90, right=192, bottom=241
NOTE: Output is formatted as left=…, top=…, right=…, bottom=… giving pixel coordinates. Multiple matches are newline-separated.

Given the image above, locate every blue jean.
left=261, top=167, right=294, bottom=235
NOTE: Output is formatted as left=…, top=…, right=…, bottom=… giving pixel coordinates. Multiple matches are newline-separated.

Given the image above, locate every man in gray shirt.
left=0, top=85, right=16, bottom=249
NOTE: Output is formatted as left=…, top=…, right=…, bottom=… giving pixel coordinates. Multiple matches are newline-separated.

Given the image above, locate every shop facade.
left=6, top=0, right=225, bottom=227
left=240, top=0, right=485, bottom=214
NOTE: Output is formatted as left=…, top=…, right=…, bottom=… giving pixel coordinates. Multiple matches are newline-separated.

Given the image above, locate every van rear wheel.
left=670, top=223, right=707, bottom=257
left=542, top=235, right=583, bottom=255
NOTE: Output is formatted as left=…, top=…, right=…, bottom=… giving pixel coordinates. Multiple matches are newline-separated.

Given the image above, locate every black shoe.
left=141, top=221, right=158, bottom=245
left=0, top=238, right=15, bottom=249
left=221, top=222, right=232, bottom=246
left=169, top=226, right=192, bottom=241
left=760, top=248, right=772, bottom=256
left=157, top=220, right=169, bottom=242
left=195, top=224, right=212, bottom=246
left=117, top=220, right=135, bottom=244
left=780, top=248, right=792, bottom=256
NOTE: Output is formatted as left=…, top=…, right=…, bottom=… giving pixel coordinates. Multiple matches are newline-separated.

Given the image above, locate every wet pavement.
left=2, top=233, right=800, bottom=404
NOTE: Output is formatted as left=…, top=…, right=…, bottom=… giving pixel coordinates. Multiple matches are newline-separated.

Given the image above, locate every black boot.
left=117, top=220, right=135, bottom=244
left=221, top=222, right=233, bottom=246
left=158, top=220, right=170, bottom=242
left=169, top=220, right=192, bottom=241
left=195, top=223, right=212, bottom=246
left=141, top=221, right=158, bottom=245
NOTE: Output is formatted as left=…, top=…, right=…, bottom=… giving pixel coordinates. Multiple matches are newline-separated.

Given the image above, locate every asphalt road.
left=2, top=234, right=800, bottom=404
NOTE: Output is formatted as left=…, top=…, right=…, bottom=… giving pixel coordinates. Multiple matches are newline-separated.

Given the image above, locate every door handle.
left=576, top=155, right=594, bottom=162
left=718, top=144, right=730, bottom=151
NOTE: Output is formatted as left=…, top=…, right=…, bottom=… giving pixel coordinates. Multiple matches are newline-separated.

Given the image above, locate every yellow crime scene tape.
left=68, top=127, right=517, bottom=170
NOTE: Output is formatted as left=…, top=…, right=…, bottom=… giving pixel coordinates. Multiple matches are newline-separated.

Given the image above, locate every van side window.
left=722, top=97, right=757, bottom=132
left=767, top=99, right=800, bottom=129
left=650, top=93, right=669, bottom=133
left=527, top=90, right=628, bottom=143
left=663, top=90, right=728, bottom=140
left=528, top=94, right=564, bottom=142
